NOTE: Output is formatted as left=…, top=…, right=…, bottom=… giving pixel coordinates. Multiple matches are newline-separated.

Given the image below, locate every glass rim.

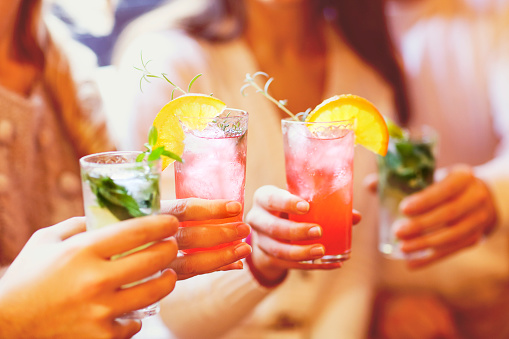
left=281, top=117, right=355, bottom=127
left=79, top=151, right=160, bottom=169
left=177, top=108, right=248, bottom=120
left=396, top=124, right=439, bottom=144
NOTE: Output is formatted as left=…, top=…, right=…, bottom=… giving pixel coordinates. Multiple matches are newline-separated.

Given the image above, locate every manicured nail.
left=308, top=226, right=322, bottom=238
left=296, top=201, right=309, bottom=213
left=234, top=243, right=252, bottom=258
left=392, top=219, right=410, bottom=236
left=226, top=201, right=242, bottom=215
left=309, top=246, right=325, bottom=257
left=236, top=223, right=251, bottom=237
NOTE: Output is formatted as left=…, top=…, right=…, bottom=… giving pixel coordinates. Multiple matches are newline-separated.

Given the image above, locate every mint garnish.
left=136, top=126, right=183, bottom=163
left=86, top=175, right=148, bottom=220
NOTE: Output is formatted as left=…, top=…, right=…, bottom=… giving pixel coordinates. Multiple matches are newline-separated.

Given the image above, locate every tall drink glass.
left=174, top=109, right=248, bottom=252
left=377, top=125, right=437, bottom=259
left=80, top=151, right=161, bottom=319
left=282, top=118, right=355, bottom=263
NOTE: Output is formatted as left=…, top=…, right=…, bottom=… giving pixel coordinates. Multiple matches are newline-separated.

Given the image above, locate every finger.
left=246, top=205, right=322, bottom=241
left=113, top=269, right=177, bottom=316
left=171, top=242, right=252, bottom=280
left=363, top=173, right=378, bottom=193
left=400, top=205, right=488, bottom=253
left=253, top=185, right=310, bottom=215
left=397, top=180, right=484, bottom=238
left=90, top=215, right=179, bottom=258
left=216, top=260, right=244, bottom=271
left=400, top=165, right=474, bottom=216
left=110, top=238, right=178, bottom=286
left=161, top=198, right=242, bottom=221
left=176, top=222, right=251, bottom=250
left=353, top=209, right=362, bottom=225
left=254, top=244, right=342, bottom=270
left=406, top=230, right=482, bottom=269
left=111, top=319, right=142, bottom=339
left=36, top=217, right=87, bottom=243
left=256, top=232, right=326, bottom=262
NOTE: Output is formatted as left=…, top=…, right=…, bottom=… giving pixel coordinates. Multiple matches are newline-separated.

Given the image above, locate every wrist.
left=245, top=235, right=288, bottom=288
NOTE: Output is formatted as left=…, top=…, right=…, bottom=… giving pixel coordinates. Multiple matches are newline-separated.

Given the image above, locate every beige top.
left=0, top=83, right=84, bottom=265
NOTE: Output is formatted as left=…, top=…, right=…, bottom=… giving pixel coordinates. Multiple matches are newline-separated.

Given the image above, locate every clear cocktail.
left=174, top=109, right=248, bottom=252
left=377, top=125, right=437, bottom=259
left=80, top=151, right=161, bottom=319
left=282, top=118, right=355, bottom=263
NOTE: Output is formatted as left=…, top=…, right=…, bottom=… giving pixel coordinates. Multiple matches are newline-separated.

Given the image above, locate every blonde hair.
left=15, top=0, right=114, bottom=156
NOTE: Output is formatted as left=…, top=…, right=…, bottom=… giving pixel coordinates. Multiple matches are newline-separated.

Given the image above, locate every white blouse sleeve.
left=159, top=269, right=273, bottom=339
left=475, top=10, right=509, bottom=232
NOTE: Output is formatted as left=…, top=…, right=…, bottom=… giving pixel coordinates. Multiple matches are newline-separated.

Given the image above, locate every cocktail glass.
left=282, top=118, right=355, bottom=264
left=174, top=109, right=248, bottom=252
left=377, top=125, right=437, bottom=259
left=80, top=151, right=161, bottom=319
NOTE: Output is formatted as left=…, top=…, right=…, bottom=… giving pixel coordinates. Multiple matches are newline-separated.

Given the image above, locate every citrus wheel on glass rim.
left=152, top=93, right=227, bottom=169
left=305, top=94, right=389, bottom=156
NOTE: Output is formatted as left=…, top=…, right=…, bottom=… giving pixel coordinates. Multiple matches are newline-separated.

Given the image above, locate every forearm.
left=159, top=268, right=272, bottom=339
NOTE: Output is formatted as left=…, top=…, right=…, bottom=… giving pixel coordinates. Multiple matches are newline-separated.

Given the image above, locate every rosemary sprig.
left=240, top=72, right=301, bottom=121
left=135, top=51, right=203, bottom=100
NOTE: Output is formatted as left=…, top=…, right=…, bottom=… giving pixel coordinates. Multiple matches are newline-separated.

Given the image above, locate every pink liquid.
left=283, top=121, right=354, bottom=261
left=175, top=127, right=247, bottom=253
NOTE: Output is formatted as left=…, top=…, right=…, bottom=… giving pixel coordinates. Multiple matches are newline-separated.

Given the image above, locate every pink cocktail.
left=282, top=118, right=354, bottom=263
left=174, top=109, right=248, bottom=252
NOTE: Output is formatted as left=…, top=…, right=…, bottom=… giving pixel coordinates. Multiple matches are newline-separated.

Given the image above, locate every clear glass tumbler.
left=282, top=118, right=355, bottom=263
left=377, top=125, right=437, bottom=259
left=174, top=109, right=248, bottom=252
left=80, top=151, right=161, bottom=319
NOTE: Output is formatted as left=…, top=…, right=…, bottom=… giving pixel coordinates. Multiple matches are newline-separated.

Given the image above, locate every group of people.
left=2, top=0, right=509, bottom=338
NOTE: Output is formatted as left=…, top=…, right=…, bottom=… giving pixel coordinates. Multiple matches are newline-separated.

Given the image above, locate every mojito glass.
left=377, top=126, right=437, bottom=259
left=282, top=118, right=355, bottom=263
left=80, top=151, right=161, bottom=319
left=174, top=109, right=248, bottom=253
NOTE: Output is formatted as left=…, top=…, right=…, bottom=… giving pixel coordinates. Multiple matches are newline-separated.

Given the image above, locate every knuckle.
left=172, top=199, right=190, bottom=218
left=172, top=259, right=196, bottom=275
left=175, top=227, right=194, bottom=248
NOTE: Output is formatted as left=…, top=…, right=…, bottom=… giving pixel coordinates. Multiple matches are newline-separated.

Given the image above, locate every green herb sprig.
left=135, top=52, right=203, bottom=100
left=241, top=72, right=304, bottom=121
left=86, top=175, right=149, bottom=220
left=136, top=126, right=183, bottom=163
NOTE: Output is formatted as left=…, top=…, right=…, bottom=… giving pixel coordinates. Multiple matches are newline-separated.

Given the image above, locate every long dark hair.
left=179, top=0, right=410, bottom=125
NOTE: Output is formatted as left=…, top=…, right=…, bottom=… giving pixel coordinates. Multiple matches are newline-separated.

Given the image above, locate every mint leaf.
left=136, top=126, right=183, bottom=164
left=86, top=175, right=147, bottom=220
left=148, top=126, right=158, bottom=147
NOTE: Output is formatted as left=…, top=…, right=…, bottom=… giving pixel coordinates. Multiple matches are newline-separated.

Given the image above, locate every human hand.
left=245, top=185, right=361, bottom=284
left=161, top=199, right=252, bottom=280
left=376, top=292, right=460, bottom=339
left=396, top=165, right=497, bottom=268
left=0, top=216, right=178, bottom=339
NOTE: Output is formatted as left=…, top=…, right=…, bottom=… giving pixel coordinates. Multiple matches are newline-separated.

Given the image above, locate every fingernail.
left=236, top=223, right=251, bottom=237
left=308, top=226, right=322, bottom=238
left=234, top=243, right=252, bottom=258
left=296, top=201, right=309, bottom=213
left=226, top=201, right=242, bottom=215
left=392, top=219, right=410, bottom=236
left=309, top=246, right=325, bottom=257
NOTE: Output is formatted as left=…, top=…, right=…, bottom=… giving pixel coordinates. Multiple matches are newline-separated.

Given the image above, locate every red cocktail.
left=175, top=109, right=248, bottom=252
left=282, top=118, right=354, bottom=263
